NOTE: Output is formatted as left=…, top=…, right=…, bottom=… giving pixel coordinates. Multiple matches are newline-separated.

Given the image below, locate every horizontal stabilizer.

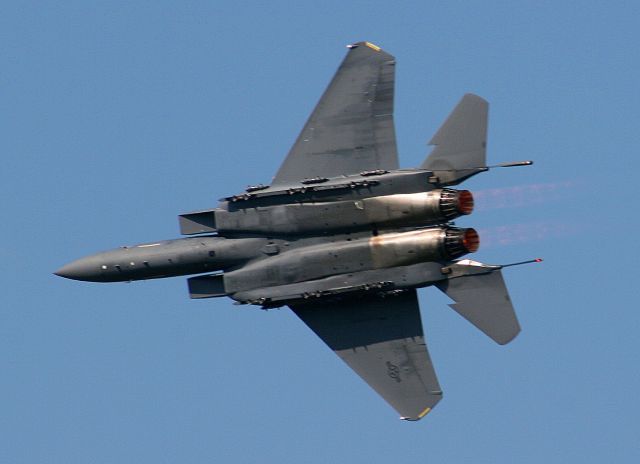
left=436, top=269, right=520, bottom=345
left=421, top=94, right=488, bottom=185
left=188, top=274, right=227, bottom=299
left=179, top=209, right=217, bottom=235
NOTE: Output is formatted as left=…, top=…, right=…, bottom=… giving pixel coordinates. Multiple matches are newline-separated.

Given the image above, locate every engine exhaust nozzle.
left=439, top=189, right=474, bottom=219
left=444, top=227, right=480, bottom=259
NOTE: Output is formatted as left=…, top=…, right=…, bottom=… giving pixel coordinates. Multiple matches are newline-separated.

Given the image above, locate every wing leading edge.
left=291, top=290, right=442, bottom=420
left=272, top=42, right=399, bottom=186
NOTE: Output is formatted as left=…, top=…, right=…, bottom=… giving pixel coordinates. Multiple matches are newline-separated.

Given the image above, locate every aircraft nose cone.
left=54, top=256, right=102, bottom=281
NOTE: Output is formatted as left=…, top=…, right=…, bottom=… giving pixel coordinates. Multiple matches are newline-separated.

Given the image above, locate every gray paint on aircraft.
left=56, top=42, right=534, bottom=421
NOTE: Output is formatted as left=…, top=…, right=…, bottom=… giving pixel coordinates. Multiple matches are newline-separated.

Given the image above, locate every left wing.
left=291, top=290, right=442, bottom=420
left=272, top=42, right=399, bottom=186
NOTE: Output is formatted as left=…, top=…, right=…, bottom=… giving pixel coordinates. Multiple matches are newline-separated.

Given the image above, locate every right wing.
left=272, top=42, right=399, bottom=186
left=291, top=290, right=442, bottom=420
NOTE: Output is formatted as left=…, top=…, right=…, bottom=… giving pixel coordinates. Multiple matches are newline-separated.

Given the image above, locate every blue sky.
left=2, top=1, right=639, bottom=462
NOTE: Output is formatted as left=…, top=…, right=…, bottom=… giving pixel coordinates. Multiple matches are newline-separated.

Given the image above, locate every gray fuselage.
left=55, top=169, right=480, bottom=306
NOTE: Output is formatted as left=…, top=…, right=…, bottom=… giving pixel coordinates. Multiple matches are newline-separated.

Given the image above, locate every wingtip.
left=346, top=41, right=383, bottom=52
left=495, top=328, right=521, bottom=345
left=399, top=406, right=434, bottom=421
left=462, top=93, right=487, bottom=102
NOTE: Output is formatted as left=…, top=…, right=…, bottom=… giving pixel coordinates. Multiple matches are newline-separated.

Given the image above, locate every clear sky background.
left=2, top=1, right=639, bottom=462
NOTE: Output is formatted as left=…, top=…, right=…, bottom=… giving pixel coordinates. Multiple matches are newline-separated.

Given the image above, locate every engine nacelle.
left=192, top=189, right=474, bottom=236
left=361, top=189, right=473, bottom=225
left=223, top=227, right=479, bottom=293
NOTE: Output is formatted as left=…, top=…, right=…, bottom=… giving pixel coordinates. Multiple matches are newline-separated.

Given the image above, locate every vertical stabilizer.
left=421, top=94, right=488, bottom=185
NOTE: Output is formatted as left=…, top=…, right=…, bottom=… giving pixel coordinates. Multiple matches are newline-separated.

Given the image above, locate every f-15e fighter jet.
left=56, top=41, right=537, bottom=421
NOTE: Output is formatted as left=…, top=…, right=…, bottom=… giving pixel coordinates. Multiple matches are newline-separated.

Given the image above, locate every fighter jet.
left=56, top=41, right=537, bottom=421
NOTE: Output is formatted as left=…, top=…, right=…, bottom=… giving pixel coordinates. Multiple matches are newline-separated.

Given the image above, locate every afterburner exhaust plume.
left=473, top=180, right=577, bottom=212
left=478, top=221, right=577, bottom=248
